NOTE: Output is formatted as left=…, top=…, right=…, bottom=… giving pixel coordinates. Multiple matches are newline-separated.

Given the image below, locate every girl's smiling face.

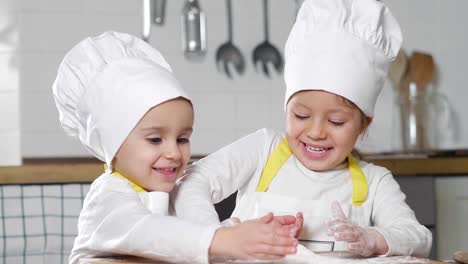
left=286, top=90, right=369, bottom=171
left=113, top=98, right=194, bottom=192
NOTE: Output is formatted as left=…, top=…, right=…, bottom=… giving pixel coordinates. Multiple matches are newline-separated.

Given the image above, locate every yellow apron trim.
left=256, top=138, right=292, bottom=192
left=104, top=164, right=147, bottom=193
left=255, top=140, right=368, bottom=206
left=348, top=155, right=368, bottom=206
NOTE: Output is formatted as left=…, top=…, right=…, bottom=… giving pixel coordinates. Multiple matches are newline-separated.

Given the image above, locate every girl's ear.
left=366, top=117, right=373, bottom=128
left=360, top=116, right=373, bottom=135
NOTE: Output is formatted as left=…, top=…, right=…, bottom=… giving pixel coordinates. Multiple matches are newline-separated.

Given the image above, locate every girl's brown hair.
left=336, top=95, right=370, bottom=131
left=336, top=95, right=371, bottom=159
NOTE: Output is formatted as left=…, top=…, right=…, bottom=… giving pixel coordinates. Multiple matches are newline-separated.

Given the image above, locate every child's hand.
left=209, top=212, right=298, bottom=260
left=326, top=201, right=388, bottom=256
left=294, top=212, right=304, bottom=238
left=272, top=212, right=304, bottom=238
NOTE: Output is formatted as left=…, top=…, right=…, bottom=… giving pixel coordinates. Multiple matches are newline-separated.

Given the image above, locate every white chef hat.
left=284, top=0, right=403, bottom=117
left=53, top=31, right=190, bottom=170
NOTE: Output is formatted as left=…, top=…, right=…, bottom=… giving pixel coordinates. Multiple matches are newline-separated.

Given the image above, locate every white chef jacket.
left=69, top=172, right=218, bottom=264
left=174, top=128, right=432, bottom=257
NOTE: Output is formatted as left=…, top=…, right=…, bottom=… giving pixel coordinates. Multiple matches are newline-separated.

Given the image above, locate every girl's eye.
left=177, top=138, right=190, bottom=144
left=329, top=120, right=345, bottom=126
left=294, top=113, right=308, bottom=120
left=148, top=137, right=162, bottom=144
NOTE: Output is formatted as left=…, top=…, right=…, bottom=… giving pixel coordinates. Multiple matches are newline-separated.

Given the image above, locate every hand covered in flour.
left=272, top=212, right=304, bottom=238
left=220, top=213, right=303, bottom=238
left=327, top=201, right=388, bottom=257
left=209, top=212, right=299, bottom=260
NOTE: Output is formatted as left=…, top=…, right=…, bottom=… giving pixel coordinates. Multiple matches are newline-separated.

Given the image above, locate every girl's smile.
left=153, top=166, right=178, bottom=180
left=286, top=90, right=368, bottom=171
left=301, top=142, right=333, bottom=159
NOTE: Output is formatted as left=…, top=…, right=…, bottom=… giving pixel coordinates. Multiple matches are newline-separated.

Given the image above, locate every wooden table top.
left=2, top=156, right=468, bottom=185
left=79, top=255, right=455, bottom=264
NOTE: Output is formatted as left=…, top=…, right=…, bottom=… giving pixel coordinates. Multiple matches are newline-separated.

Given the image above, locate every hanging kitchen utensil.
left=295, top=0, right=304, bottom=20
left=142, top=0, right=152, bottom=42
left=409, top=51, right=435, bottom=92
left=153, top=0, right=166, bottom=25
left=388, top=49, right=408, bottom=90
left=252, top=0, right=283, bottom=77
left=182, top=0, right=206, bottom=60
left=215, top=0, right=245, bottom=78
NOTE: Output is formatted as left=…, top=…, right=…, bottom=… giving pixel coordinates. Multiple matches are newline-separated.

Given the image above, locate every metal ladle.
left=215, top=0, right=245, bottom=78
left=253, top=0, right=283, bottom=77
left=295, top=0, right=304, bottom=17
left=153, top=0, right=166, bottom=25
left=142, top=0, right=151, bottom=42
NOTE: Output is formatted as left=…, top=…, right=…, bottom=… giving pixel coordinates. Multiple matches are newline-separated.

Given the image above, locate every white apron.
left=112, top=171, right=169, bottom=215
left=232, top=138, right=368, bottom=252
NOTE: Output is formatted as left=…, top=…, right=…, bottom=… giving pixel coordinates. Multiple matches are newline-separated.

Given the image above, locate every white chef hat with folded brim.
left=284, top=0, right=403, bottom=117
left=53, top=31, right=190, bottom=172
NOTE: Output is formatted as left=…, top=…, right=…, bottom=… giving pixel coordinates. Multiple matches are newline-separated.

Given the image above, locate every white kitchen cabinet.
left=435, top=176, right=468, bottom=260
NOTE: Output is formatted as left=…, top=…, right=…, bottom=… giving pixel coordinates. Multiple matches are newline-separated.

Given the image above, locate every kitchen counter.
left=1, top=156, right=468, bottom=184
left=78, top=254, right=454, bottom=264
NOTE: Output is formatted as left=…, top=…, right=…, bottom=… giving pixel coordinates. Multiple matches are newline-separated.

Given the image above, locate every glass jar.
left=397, top=83, right=453, bottom=150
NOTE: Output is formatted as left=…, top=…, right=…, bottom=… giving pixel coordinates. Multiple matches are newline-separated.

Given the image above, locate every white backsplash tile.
left=190, top=92, right=237, bottom=130
left=21, top=131, right=90, bottom=158
left=235, top=92, right=271, bottom=131
left=0, top=0, right=19, bottom=11
left=0, top=130, right=21, bottom=166
left=21, top=92, right=62, bottom=133
left=0, top=52, right=19, bottom=91
left=191, top=127, right=237, bottom=156
left=19, top=0, right=82, bottom=12
left=18, top=12, right=86, bottom=52
left=0, top=5, right=19, bottom=53
left=83, top=0, right=140, bottom=16
left=0, top=90, right=19, bottom=131
left=20, top=51, right=63, bottom=92
left=81, top=13, right=140, bottom=39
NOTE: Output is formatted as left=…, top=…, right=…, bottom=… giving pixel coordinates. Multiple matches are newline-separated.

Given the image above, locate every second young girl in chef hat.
left=53, top=31, right=300, bottom=264
left=175, top=0, right=432, bottom=258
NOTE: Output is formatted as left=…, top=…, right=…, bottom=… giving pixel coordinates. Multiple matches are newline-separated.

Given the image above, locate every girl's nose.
left=163, top=141, right=182, bottom=160
left=307, top=121, right=327, bottom=140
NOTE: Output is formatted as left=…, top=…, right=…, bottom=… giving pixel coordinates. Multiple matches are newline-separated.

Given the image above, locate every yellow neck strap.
left=104, top=165, right=147, bottom=193
left=255, top=139, right=368, bottom=206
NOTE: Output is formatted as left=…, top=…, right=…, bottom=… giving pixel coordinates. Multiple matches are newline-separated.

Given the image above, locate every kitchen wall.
left=14, top=0, right=144, bottom=159
left=0, top=0, right=467, bottom=161
left=0, top=1, right=21, bottom=165
left=370, top=0, right=468, bottom=153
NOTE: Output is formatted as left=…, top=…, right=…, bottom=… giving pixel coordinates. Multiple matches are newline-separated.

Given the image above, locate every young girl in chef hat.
left=53, top=31, right=300, bottom=264
left=175, top=0, right=432, bottom=258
